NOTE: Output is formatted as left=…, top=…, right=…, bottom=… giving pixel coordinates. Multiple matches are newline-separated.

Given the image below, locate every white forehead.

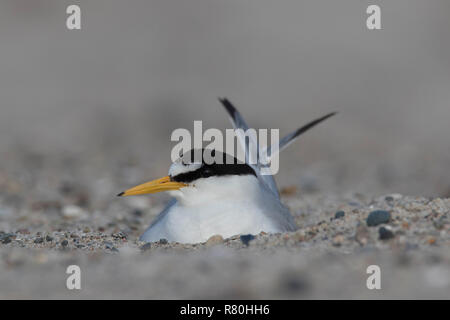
left=168, top=159, right=203, bottom=177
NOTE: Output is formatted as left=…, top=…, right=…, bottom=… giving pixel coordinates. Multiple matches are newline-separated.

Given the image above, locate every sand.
left=1, top=166, right=448, bottom=299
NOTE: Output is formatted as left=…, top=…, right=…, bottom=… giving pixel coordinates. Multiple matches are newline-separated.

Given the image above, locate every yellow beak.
left=117, top=176, right=187, bottom=196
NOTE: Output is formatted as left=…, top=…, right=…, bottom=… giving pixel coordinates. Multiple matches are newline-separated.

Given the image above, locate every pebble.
left=205, top=235, right=224, bottom=246
left=280, top=186, right=297, bottom=196
left=0, top=233, right=14, bottom=244
left=332, top=234, right=345, bottom=246
left=159, top=238, right=168, bottom=245
left=61, top=240, right=69, bottom=247
left=112, top=231, right=128, bottom=240
left=34, top=237, right=44, bottom=244
left=433, top=217, right=447, bottom=230
left=140, top=243, right=152, bottom=251
left=334, top=211, right=345, bottom=219
left=62, top=205, right=88, bottom=220
left=103, top=241, right=119, bottom=252
left=378, top=227, right=395, bottom=240
left=45, top=235, right=53, bottom=242
left=132, top=209, right=143, bottom=217
left=427, top=237, right=437, bottom=245
left=367, top=210, right=391, bottom=226
left=240, top=234, right=255, bottom=246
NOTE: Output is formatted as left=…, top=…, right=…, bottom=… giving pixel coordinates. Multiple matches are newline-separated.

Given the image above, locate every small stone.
left=334, top=211, right=345, bottom=219
left=159, top=238, right=168, bottom=245
left=103, top=241, right=119, bottom=252
left=34, top=237, right=44, bottom=244
left=240, top=234, right=255, bottom=246
left=332, top=234, right=345, bottom=246
left=291, top=231, right=306, bottom=242
left=61, top=240, right=69, bottom=247
left=205, top=235, right=223, bottom=246
left=0, top=233, right=14, bottom=244
left=112, top=231, right=128, bottom=240
left=367, top=210, right=391, bottom=227
left=103, top=241, right=114, bottom=247
left=427, top=237, right=437, bottom=245
left=45, top=235, right=53, bottom=242
left=386, top=193, right=402, bottom=200
left=280, top=186, right=297, bottom=196
left=433, top=218, right=447, bottom=230
left=132, top=209, right=143, bottom=217
left=62, top=205, right=88, bottom=220
left=140, top=243, right=152, bottom=251
left=378, top=227, right=395, bottom=240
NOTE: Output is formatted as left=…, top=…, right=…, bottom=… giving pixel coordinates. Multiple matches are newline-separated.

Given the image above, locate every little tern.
left=118, top=98, right=336, bottom=243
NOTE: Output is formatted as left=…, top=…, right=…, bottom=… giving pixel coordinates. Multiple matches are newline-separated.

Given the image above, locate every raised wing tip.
left=306, top=111, right=338, bottom=127
left=218, top=97, right=237, bottom=116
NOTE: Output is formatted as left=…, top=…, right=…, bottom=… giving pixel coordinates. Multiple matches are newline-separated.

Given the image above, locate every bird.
left=117, top=98, right=336, bottom=243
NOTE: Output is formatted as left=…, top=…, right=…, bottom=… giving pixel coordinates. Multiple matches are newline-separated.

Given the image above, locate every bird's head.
left=117, top=149, right=257, bottom=199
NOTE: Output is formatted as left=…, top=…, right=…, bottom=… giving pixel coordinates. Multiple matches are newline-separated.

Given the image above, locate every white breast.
left=139, top=175, right=297, bottom=243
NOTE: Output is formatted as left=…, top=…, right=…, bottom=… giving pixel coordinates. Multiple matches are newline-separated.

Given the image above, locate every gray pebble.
left=0, top=233, right=14, bottom=244
left=367, top=210, right=391, bottom=226
left=103, top=241, right=114, bottom=248
left=61, top=240, right=69, bottom=247
left=240, top=234, right=255, bottom=246
left=112, top=231, right=128, bottom=240
left=140, top=243, right=152, bottom=251
left=132, top=209, right=143, bottom=217
left=34, top=237, right=44, bottom=244
left=378, top=227, right=395, bottom=240
left=334, top=211, right=345, bottom=219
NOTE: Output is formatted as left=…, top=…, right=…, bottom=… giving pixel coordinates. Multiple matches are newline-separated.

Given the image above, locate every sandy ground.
left=1, top=0, right=450, bottom=299
left=0, top=157, right=449, bottom=299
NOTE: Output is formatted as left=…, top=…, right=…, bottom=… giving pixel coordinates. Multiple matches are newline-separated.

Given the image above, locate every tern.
left=118, top=98, right=336, bottom=243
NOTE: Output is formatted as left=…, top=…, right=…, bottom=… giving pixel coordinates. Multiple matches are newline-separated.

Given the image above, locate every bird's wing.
left=263, top=112, right=337, bottom=160
left=218, top=98, right=280, bottom=198
left=139, top=198, right=177, bottom=242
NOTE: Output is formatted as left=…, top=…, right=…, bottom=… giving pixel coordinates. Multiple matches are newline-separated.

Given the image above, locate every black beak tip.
left=117, top=191, right=124, bottom=197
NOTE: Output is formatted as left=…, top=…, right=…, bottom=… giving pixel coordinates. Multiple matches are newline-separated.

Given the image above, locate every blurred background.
left=0, top=0, right=449, bottom=204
